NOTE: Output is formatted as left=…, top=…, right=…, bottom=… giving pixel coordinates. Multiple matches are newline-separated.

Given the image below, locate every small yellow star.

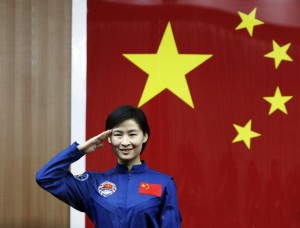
left=232, top=119, right=261, bottom=150
left=263, top=86, right=293, bottom=115
left=264, top=40, right=293, bottom=69
left=123, top=22, right=213, bottom=108
left=235, top=7, right=264, bottom=37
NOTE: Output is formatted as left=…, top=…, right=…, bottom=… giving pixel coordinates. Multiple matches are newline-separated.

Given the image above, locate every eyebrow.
left=112, top=129, right=139, bottom=133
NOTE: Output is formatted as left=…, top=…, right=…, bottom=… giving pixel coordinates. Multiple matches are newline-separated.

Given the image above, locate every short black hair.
left=105, top=105, right=150, bottom=152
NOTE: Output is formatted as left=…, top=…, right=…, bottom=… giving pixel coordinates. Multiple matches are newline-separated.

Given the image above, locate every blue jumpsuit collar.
left=115, top=161, right=147, bottom=174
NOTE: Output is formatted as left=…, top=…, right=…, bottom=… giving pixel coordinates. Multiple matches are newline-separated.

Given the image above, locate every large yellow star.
left=264, top=40, right=293, bottom=69
left=232, top=119, right=261, bottom=150
left=123, top=22, right=213, bottom=108
left=263, top=86, right=293, bottom=115
left=235, top=7, right=264, bottom=37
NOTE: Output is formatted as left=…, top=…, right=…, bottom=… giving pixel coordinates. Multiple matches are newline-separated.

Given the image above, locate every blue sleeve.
left=36, top=142, right=87, bottom=212
left=161, top=178, right=182, bottom=227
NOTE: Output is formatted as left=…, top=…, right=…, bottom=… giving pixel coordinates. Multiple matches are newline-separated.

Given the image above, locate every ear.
left=143, top=133, right=148, bottom=143
left=108, top=136, right=112, bottom=144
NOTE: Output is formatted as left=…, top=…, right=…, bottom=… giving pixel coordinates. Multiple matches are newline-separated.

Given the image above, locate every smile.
left=119, top=148, right=133, bottom=152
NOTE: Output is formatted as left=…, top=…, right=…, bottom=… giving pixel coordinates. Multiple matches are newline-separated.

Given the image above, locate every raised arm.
left=36, top=130, right=111, bottom=211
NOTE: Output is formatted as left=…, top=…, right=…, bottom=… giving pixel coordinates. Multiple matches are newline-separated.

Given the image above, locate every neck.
left=119, top=159, right=142, bottom=171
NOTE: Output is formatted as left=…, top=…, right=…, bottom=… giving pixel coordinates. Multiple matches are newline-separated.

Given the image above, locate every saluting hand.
left=77, top=129, right=112, bottom=154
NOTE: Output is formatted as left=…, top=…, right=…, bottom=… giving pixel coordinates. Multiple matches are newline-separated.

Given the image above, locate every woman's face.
left=108, top=118, right=148, bottom=167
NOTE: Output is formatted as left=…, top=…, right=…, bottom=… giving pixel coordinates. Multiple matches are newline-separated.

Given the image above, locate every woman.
left=36, top=105, right=181, bottom=227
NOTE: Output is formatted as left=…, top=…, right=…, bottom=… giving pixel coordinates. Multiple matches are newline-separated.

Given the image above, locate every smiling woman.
left=36, top=105, right=182, bottom=228
left=109, top=119, right=149, bottom=170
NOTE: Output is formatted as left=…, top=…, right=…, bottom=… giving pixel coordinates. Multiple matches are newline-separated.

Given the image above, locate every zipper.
left=122, top=171, right=131, bottom=227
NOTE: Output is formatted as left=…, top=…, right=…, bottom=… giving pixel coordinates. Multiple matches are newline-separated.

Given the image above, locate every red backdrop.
left=86, top=1, right=300, bottom=227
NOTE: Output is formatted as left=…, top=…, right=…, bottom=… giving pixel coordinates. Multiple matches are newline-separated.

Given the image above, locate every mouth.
left=119, top=148, right=133, bottom=154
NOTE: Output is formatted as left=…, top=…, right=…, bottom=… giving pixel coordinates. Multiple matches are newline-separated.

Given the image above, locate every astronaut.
left=36, top=105, right=181, bottom=227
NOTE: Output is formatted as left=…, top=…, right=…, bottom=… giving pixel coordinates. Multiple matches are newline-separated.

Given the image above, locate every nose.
left=121, top=135, right=130, bottom=146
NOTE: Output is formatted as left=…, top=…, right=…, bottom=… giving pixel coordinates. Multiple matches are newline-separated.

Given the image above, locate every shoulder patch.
left=74, top=173, right=89, bottom=181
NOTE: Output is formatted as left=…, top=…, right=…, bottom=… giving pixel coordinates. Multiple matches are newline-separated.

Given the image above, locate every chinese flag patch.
left=139, top=182, right=162, bottom=197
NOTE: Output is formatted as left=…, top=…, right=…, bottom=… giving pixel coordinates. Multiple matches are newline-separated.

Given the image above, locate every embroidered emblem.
left=74, top=173, right=89, bottom=181
left=98, top=181, right=117, bottom=197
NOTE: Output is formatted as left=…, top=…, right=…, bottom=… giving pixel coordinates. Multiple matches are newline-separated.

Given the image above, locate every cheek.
left=112, top=141, right=120, bottom=147
left=109, top=137, right=120, bottom=146
left=131, top=137, right=145, bottom=146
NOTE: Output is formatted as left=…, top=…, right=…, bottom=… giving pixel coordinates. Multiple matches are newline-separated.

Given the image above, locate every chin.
left=118, top=154, right=132, bottom=160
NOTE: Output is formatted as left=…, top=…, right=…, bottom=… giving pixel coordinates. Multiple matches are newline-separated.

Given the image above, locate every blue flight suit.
left=36, top=143, right=181, bottom=227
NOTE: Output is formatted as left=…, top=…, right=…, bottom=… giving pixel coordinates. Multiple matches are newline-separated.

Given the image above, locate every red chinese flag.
left=139, top=182, right=163, bottom=197
left=87, top=1, right=300, bottom=228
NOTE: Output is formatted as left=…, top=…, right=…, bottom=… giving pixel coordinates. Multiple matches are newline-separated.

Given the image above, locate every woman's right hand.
left=77, top=129, right=112, bottom=154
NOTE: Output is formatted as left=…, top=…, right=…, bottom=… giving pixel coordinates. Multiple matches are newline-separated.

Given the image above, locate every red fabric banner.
left=87, top=1, right=300, bottom=227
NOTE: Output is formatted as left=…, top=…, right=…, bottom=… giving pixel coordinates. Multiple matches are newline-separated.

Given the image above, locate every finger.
left=96, top=142, right=104, bottom=148
left=92, top=140, right=104, bottom=150
left=96, top=129, right=112, bottom=140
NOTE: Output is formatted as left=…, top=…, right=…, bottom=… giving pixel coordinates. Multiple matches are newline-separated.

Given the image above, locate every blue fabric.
left=36, top=143, right=181, bottom=227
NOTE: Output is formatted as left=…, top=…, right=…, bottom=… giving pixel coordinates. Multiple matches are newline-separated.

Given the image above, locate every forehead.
left=113, top=119, right=141, bottom=131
